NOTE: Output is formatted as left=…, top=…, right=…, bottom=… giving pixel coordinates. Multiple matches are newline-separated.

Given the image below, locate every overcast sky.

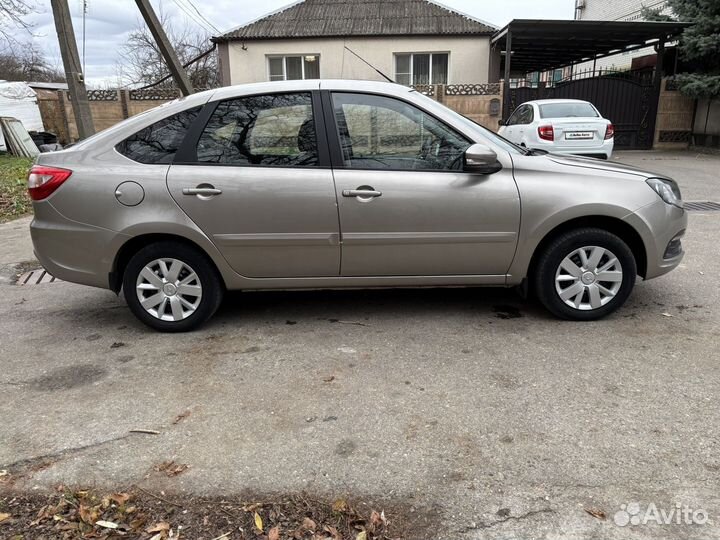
left=22, top=0, right=575, bottom=87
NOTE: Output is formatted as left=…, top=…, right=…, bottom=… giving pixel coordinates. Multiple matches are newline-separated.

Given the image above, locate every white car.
left=498, top=99, right=614, bottom=159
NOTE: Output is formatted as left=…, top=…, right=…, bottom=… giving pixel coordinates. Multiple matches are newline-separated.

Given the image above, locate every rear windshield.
left=539, top=103, right=598, bottom=119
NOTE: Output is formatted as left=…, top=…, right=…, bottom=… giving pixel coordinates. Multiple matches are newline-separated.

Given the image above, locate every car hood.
left=545, top=153, right=657, bottom=179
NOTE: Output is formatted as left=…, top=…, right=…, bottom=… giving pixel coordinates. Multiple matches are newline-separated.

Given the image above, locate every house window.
left=395, top=53, right=449, bottom=86
left=267, top=55, right=320, bottom=81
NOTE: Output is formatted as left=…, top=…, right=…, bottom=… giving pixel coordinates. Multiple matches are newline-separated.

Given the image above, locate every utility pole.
left=51, top=0, right=95, bottom=139
left=135, top=0, right=194, bottom=96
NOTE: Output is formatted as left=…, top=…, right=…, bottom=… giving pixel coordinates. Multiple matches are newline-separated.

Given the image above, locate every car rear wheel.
left=123, top=242, right=223, bottom=332
left=533, top=228, right=637, bottom=320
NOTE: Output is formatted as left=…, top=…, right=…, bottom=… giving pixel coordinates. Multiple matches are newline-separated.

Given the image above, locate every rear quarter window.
left=116, top=107, right=200, bottom=164
left=539, top=103, right=599, bottom=119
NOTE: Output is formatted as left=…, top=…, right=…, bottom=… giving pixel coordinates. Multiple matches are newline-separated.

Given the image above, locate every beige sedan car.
left=28, top=80, right=687, bottom=331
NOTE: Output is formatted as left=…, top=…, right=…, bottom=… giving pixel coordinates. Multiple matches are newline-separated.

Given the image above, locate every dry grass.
left=0, top=154, right=33, bottom=222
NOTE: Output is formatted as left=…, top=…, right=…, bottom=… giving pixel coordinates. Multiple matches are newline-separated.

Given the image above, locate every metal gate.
left=506, top=70, right=659, bottom=149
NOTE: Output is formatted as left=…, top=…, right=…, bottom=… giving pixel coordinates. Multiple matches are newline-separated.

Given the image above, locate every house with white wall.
left=212, top=0, right=497, bottom=87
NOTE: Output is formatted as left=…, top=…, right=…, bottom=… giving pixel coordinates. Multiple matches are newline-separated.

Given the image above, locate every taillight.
left=27, top=165, right=72, bottom=201
left=538, top=125, right=554, bottom=141
left=605, top=123, right=615, bottom=140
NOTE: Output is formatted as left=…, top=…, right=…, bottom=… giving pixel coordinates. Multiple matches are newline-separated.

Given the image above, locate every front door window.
left=331, top=92, right=470, bottom=171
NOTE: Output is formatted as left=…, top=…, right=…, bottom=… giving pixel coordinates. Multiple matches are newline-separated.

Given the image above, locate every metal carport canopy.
left=492, top=19, right=692, bottom=74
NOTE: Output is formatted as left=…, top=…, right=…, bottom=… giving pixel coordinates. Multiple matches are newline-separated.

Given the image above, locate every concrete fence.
left=38, top=82, right=695, bottom=150
left=655, top=78, right=696, bottom=149
left=36, top=84, right=504, bottom=146
left=35, top=88, right=182, bottom=145
left=693, top=98, right=720, bottom=148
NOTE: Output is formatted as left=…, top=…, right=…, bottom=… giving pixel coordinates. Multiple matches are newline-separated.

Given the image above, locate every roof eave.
left=213, top=31, right=495, bottom=42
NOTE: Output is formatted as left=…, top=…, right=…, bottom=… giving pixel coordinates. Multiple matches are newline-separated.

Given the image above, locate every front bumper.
left=624, top=199, right=688, bottom=280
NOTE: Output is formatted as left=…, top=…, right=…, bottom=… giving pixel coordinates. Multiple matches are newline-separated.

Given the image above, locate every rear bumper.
left=533, top=138, right=614, bottom=159
left=624, top=200, right=688, bottom=280
left=30, top=201, right=128, bottom=289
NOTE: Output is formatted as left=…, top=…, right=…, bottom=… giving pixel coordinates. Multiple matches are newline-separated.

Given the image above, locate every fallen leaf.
left=585, top=508, right=606, bottom=520
left=323, top=375, right=335, bottom=383
left=0, top=470, right=7, bottom=477
left=370, top=510, right=382, bottom=527
left=96, top=520, right=119, bottom=529
left=268, top=525, right=280, bottom=540
left=301, top=516, right=316, bottom=531
left=0, top=512, right=10, bottom=523
left=78, top=504, right=98, bottom=524
left=356, top=531, right=367, bottom=540
left=155, top=461, right=189, bottom=477
left=331, top=498, right=348, bottom=512
left=109, top=492, right=130, bottom=506
left=254, top=511, right=263, bottom=532
left=147, top=521, right=171, bottom=533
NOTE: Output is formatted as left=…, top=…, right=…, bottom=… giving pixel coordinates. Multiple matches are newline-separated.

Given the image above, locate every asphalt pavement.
left=1, top=150, right=719, bottom=539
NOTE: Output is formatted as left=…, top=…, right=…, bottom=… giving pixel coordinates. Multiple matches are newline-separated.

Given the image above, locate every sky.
left=20, top=0, right=576, bottom=87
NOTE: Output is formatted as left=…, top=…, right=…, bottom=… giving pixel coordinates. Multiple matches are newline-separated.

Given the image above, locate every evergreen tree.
left=666, top=0, right=720, bottom=98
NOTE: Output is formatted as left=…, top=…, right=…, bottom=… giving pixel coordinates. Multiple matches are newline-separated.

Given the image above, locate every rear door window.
left=518, top=105, right=534, bottom=124
left=195, top=93, right=318, bottom=167
left=539, top=102, right=599, bottom=118
left=117, top=107, right=200, bottom=164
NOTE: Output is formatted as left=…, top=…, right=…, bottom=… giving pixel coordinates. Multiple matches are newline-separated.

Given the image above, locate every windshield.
left=539, top=102, right=598, bottom=118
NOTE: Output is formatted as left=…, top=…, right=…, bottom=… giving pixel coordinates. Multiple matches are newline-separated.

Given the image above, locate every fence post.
left=120, top=90, right=130, bottom=119
left=435, top=84, right=445, bottom=104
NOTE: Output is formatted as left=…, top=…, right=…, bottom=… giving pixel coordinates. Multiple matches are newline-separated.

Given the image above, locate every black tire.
left=123, top=241, right=224, bottom=332
left=533, top=228, right=637, bottom=321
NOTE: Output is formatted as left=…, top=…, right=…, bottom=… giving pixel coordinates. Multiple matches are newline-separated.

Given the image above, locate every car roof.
left=209, top=79, right=415, bottom=102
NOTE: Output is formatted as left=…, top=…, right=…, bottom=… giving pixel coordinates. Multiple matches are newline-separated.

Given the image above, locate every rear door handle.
left=182, top=187, right=222, bottom=196
left=342, top=189, right=382, bottom=198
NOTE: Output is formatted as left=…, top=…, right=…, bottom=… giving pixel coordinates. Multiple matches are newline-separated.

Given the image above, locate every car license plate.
left=565, top=131, right=593, bottom=140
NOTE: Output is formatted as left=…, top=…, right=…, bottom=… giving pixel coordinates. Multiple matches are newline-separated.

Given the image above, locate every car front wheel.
left=534, top=228, right=637, bottom=320
left=123, top=242, right=224, bottom=332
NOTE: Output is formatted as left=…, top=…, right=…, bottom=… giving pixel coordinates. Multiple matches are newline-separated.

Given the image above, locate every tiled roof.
left=214, top=0, right=496, bottom=42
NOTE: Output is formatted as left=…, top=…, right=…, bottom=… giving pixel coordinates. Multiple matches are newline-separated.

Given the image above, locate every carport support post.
left=51, top=0, right=95, bottom=140
left=648, top=37, right=666, bottom=148
left=503, top=29, right=512, bottom=118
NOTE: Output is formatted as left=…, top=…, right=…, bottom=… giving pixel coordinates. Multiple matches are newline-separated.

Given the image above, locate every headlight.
left=646, top=177, right=683, bottom=209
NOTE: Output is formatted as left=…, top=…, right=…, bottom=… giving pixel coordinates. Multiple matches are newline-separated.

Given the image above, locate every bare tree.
left=0, top=0, right=36, bottom=45
left=118, top=13, right=218, bottom=90
left=0, top=42, right=64, bottom=81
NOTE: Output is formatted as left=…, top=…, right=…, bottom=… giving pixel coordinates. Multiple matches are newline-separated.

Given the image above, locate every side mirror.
left=464, top=143, right=502, bottom=174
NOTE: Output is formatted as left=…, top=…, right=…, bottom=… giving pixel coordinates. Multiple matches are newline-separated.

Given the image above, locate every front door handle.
left=182, top=186, right=222, bottom=197
left=342, top=188, right=382, bottom=198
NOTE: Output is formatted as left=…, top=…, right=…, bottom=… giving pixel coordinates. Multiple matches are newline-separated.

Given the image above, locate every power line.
left=170, top=0, right=216, bottom=34
left=178, top=0, right=221, bottom=34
